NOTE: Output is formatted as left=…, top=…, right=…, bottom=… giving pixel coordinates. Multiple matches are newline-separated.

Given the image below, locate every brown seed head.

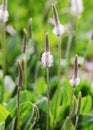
left=17, top=60, right=23, bottom=87
left=3, top=0, right=7, bottom=11
left=22, top=28, right=27, bottom=54
left=74, top=54, right=78, bottom=79
left=28, top=18, right=32, bottom=39
left=52, top=3, right=59, bottom=27
left=45, top=32, right=50, bottom=52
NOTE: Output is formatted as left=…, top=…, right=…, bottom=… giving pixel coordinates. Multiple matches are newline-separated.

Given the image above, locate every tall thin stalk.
left=24, top=59, right=27, bottom=90
left=75, top=92, right=82, bottom=130
left=69, top=55, right=80, bottom=130
left=1, top=22, right=6, bottom=77
left=46, top=68, right=50, bottom=130
left=65, top=32, right=73, bottom=76
left=17, top=86, right=21, bottom=130
left=17, top=60, right=23, bottom=130
left=80, top=33, right=93, bottom=73
left=54, top=36, right=61, bottom=121
left=1, top=22, right=6, bottom=102
left=22, top=29, right=27, bottom=90
left=68, top=87, right=74, bottom=130
left=41, top=32, right=53, bottom=130
left=0, top=0, right=9, bottom=102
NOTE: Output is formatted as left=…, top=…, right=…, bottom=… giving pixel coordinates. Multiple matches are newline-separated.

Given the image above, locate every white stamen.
left=0, top=4, right=9, bottom=22
left=41, top=52, right=53, bottom=68
left=53, top=24, right=65, bottom=36
left=70, top=0, right=84, bottom=18
left=70, top=77, right=80, bottom=87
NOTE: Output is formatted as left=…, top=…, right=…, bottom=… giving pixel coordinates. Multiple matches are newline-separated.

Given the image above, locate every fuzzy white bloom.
left=41, top=52, right=53, bottom=67
left=70, top=77, right=80, bottom=87
left=52, top=4, right=65, bottom=36
left=70, top=0, right=84, bottom=18
left=70, top=54, right=80, bottom=87
left=53, top=24, right=65, bottom=36
left=0, top=5, right=9, bottom=22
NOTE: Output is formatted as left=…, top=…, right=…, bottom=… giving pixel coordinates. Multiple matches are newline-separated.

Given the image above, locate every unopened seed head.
left=45, top=32, right=50, bottom=52
left=70, top=54, right=80, bottom=87
left=28, top=18, right=32, bottom=39
left=52, top=3, right=59, bottom=27
left=22, top=28, right=27, bottom=54
left=17, top=60, right=23, bottom=87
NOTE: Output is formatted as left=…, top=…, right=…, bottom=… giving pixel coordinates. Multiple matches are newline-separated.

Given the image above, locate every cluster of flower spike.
left=41, top=33, right=53, bottom=68
left=41, top=4, right=80, bottom=87
left=70, top=0, right=84, bottom=18
left=70, top=55, right=80, bottom=87
left=0, top=0, right=9, bottom=22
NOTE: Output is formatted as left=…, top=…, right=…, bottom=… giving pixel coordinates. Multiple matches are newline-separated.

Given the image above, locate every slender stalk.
left=65, top=32, right=73, bottom=73
left=1, top=22, right=6, bottom=102
left=46, top=68, right=50, bottom=130
left=68, top=87, right=74, bottom=130
left=80, top=38, right=92, bottom=73
left=24, top=58, right=27, bottom=90
left=54, top=36, right=61, bottom=122
left=17, top=86, right=21, bottom=130
left=65, top=33, right=73, bottom=61
left=75, top=92, right=82, bottom=130
left=22, top=29, right=27, bottom=90
left=17, top=60, right=23, bottom=130
left=1, top=22, right=6, bottom=76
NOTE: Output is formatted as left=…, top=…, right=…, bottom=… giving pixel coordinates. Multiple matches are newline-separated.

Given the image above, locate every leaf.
left=5, top=118, right=15, bottom=130
left=77, top=114, right=93, bottom=130
left=55, top=80, right=71, bottom=123
left=35, top=97, right=47, bottom=130
left=35, top=77, right=46, bottom=96
left=62, top=117, right=74, bottom=130
left=6, top=90, right=36, bottom=117
left=0, top=105, right=10, bottom=122
left=81, top=95, right=92, bottom=114
left=0, top=122, right=5, bottom=130
left=50, top=86, right=63, bottom=119
left=36, top=97, right=47, bottom=113
left=20, top=102, right=34, bottom=130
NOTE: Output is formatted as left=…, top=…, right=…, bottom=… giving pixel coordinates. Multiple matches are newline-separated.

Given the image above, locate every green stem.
left=24, top=57, right=27, bottom=90
left=54, top=36, right=61, bottom=124
left=17, top=87, right=21, bottom=130
left=80, top=38, right=92, bottom=73
left=2, top=22, right=6, bottom=76
left=75, top=92, right=81, bottom=130
left=1, top=22, right=6, bottom=102
left=68, top=87, right=74, bottom=130
left=46, top=68, right=50, bottom=130
left=65, top=33, right=73, bottom=74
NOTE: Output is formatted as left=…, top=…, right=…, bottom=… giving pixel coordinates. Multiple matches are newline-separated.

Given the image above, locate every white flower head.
left=0, top=0, right=9, bottom=22
left=41, top=52, right=53, bottom=67
left=53, top=24, right=65, bottom=36
left=52, top=3, right=65, bottom=36
left=0, top=9, right=9, bottom=22
left=70, top=77, right=80, bottom=87
left=70, top=0, right=84, bottom=18
left=41, top=32, right=53, bottom=68
left=70, top=54, right=80, bottom=87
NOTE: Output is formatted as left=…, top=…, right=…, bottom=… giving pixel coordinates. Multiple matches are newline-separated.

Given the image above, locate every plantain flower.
left=0, top=0, right=9, bottom=22
left=52, top=3, right=65, bottom=36
left=70, top=54, right=80, bottom=87
left=41, top=33, right=53, bottom=68
left=70, top=0, right=84, bottom=18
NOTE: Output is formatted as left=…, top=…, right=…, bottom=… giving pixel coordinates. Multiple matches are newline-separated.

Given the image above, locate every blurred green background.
left=0, top=0, right=93, bottom=130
